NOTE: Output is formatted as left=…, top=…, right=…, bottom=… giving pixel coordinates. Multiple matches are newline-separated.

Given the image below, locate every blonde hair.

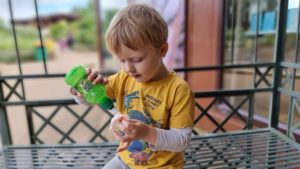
left=105, top=4, right=168, bottom=55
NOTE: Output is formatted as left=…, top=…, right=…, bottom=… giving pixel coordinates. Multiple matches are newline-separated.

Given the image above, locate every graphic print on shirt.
left=124, top=91, right=162, bottom=165
left=124, top=91, right=139, bottom=110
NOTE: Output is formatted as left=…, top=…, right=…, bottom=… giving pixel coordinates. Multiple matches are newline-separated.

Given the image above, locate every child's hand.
left=117, top=141, right=131, bottom=152
left=70, top=87, right=82, bottom=97
left=110, top=113, right=129, bottom=140
left=70, top=87, right=86, bottom=104
left=123, top=119, right=152, bottom=141
left=87, top=68, right=109, bottom=85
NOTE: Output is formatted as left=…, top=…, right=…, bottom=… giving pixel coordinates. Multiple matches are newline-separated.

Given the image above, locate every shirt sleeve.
left=150, top=127, right=192, bottom=152
left=105, top=74, right=118, bottom=100
left=105, top=71, right=126, bottom=100
left=169, top=83, right=195, bottom=128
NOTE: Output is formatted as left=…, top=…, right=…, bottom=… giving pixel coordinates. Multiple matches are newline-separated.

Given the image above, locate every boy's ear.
left=160, top=43, right=168, bottom=57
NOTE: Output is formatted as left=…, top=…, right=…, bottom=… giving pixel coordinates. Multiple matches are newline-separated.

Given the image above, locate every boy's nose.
left=125, top=62, right=134, bottom=73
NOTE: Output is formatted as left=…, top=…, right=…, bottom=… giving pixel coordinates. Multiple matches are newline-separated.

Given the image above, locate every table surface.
left=1, top=128, right=300, bottom=169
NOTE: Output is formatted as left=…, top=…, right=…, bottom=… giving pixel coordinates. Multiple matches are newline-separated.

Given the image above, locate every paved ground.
left=0, top=48, right=120, bottom=75
left=0, top=46, right=120, bottom=145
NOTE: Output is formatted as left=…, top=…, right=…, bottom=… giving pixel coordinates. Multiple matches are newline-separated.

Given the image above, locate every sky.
left=0, top=0, right=127, bottom=23
left=289, top=0, right=300, bottom=9
left=0, top=0, right=299, bottom=23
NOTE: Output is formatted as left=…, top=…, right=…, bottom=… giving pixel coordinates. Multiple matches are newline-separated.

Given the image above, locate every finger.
left=125, top=121, right=137, bottom=130
left=119, top=117, right=129, bottom=127
left=88, top=71, right=98, bottom=81
left=118, top=123, right=126, bottom=132
left=70, top=88, right=83, bottom=97
left=117, top=141, right=130, bottom=152
left=113, top=131, right=123, bottom=140
left=127, top=119, right=139, bottom=123
left=121, top=136, right=133, bottom=142
left=86, top=68, right=92, bottom=75
left=93, top=74, right=104, bottom=85
left=123, top=127, right=136, bottom=138
left=102, top=78, right=109, bottom=85
left=70, top=87, right=77, bottom=95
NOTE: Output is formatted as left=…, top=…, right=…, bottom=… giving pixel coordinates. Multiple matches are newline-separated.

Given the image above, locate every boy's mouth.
left=128, top=73, right=141, bottom=78
left=131, top=74, right=140, bottom=78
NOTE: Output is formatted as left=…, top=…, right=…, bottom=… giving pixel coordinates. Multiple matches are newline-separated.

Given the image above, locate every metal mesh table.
left=185, top=128, right=300, bottom=169
left=0, top=128, right=300, bottom=169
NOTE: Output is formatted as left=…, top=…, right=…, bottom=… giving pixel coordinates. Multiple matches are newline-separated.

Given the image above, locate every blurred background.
left=0, top=0, right=186, bottom=74
left=0, top=0, right=187, bottom=144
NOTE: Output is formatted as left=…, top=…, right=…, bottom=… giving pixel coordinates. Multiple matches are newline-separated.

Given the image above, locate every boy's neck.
left=151, top=64, right=170, bottom=82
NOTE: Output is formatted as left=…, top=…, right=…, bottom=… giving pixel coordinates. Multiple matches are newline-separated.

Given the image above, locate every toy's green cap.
left=64, top=65, right=86, bottom=87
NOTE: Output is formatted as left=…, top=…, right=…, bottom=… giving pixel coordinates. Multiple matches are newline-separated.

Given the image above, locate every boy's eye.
left=133, top=58, right=143, bottom=62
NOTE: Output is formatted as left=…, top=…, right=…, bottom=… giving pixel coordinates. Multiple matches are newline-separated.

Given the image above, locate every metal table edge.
left=191, top=127, right=271, bottom=140
left=270, top=127, right=300, bottom=150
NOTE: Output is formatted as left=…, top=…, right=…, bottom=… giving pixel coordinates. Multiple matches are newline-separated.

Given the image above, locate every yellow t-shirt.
left=106, top=70, right=195, bottom=169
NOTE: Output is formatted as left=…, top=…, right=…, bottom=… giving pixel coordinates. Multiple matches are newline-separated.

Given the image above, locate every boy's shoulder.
left=109, top=70, right=192, bottom=90
left=170, top=71, right=189, bottom=84
left=168, top=71, right=192, bottom=90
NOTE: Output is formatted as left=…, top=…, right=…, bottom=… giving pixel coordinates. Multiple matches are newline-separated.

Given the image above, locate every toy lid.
left=64, top=65, right=86, bottom=87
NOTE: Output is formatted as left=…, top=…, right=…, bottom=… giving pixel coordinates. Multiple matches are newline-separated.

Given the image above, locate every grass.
left=0, top=50, right=35, bottom=63
left=0, top=26, right=40, bottom=63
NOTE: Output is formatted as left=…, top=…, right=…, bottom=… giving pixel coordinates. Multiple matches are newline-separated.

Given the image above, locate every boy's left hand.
left=117, top=141, right=131, bottom=152
left=122, top=119, right=157, bottom=145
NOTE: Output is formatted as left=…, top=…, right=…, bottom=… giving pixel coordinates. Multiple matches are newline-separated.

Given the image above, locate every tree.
left=49, top=21, right=68, bottom=40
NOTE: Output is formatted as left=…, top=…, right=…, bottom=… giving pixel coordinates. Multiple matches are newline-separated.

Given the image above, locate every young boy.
left=71, top=4, right=195, bottom=168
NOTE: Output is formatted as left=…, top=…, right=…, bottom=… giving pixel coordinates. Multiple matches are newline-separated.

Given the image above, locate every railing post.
left=270, top=0, right=288, bottom=128
left=0, top=81, right=12, bottom=145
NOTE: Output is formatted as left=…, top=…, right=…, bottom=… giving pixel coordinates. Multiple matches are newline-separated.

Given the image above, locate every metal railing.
left=0, top=64, right=275, bottom=144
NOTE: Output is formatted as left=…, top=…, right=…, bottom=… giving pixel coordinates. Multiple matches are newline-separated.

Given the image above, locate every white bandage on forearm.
left=151, top=127, right=192, bottom=152
left=73, top=95, right=86, bottom=104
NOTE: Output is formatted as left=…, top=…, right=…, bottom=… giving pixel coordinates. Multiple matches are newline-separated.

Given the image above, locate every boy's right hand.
left=69, top=67, right=109, bottom=96
left=69, top=67, right=109, bottom=104
left=87, top=68, right=109, bottom=86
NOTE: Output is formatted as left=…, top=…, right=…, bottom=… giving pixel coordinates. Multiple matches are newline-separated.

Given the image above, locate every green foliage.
left=49, top=20, right=68, bottom=40
left=0, top=24, right=37, bottom=63
left=0, top=51, right=34, bottom=63
left=0, top=19, right=9, bottom=33
left=101, top=8, right=118, bottom=55
left=0, top=25, right=37, bottom=50
left=69, top=3, right=119, bottom=53
left=71, top=3, right=97, bottom=49
left=102, top=8, right=118, bottom=31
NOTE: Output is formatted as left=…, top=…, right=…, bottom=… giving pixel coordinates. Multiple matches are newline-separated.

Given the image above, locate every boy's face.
left=116, top=44, right=168, bottom=83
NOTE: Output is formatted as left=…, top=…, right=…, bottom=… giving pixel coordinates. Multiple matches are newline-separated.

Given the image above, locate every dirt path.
left=0, top=48, right=120, bottom=75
